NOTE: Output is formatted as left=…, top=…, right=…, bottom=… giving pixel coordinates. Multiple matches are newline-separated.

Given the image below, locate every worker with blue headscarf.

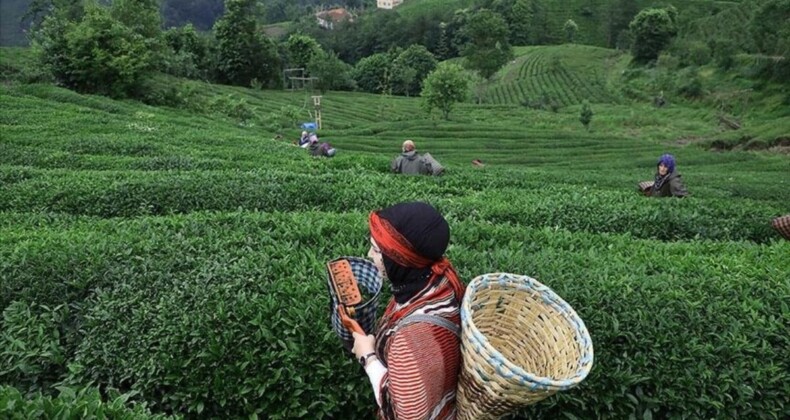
left=650, top=154, right=689, bottom=197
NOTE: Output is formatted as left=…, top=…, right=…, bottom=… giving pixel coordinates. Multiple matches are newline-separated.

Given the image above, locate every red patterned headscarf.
left=369, top=202, right=465, bottom=302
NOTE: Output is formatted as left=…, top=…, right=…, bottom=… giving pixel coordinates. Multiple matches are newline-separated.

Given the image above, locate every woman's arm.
left=353, top=332, right=387, bottom=406
left=364, top=359, right=387, bottom=405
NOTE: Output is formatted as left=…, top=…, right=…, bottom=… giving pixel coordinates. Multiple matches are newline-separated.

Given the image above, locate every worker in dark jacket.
left=649, top=154, right=689, bottom=197
left=391, top=140, right=431, bottom=175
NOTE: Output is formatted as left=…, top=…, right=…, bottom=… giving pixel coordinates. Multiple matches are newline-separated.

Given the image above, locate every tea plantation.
left=1, top=45, right=789, bottom=419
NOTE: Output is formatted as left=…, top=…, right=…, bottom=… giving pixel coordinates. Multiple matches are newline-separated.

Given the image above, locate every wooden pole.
left=312, top=95, right=322, bottom=130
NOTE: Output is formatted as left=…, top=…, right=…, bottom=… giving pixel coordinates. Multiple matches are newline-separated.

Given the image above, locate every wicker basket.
left=456, top=273, right=594, bottom=420
left=772, top=215, right=790, bottom=240
left=638, top=180, right=654, bottom=195
left=326, top=257, right=383, bottom=352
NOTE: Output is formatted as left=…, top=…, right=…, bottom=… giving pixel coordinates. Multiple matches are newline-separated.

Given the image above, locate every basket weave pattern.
left=772, top=215, right=790, bottom=240
left=456, top=273, right=593, bottom=420
left=638, top=180, right=654, bottom=191
left=326, top=257, right=382, bottom=350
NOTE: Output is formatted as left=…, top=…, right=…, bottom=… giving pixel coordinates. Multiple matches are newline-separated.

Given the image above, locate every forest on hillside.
left=2, top=0, right=787, bottom=109
left=1, top=0, right=377, bottom=44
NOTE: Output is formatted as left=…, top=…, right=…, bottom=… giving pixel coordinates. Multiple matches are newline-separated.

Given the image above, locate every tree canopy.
left=629, top=7, right=677, bottom=63
left=461, top=9, right=513, bottom=80
left=214, top=0, right=280, bottom=87
left=421, top=62, right=469, bottom=120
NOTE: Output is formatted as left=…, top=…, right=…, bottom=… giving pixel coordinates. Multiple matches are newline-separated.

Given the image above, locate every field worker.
left=298, top=131, right=310, bottom=147
left=649, top=153, right=689, bottom=197
left=308, top=134, right=336, bottom=157
left=352, top=201, right=465, bottom=419
left=391, top=140, right=432, bottom=175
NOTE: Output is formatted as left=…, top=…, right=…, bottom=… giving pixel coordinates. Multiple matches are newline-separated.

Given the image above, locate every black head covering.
left=376, top=202, right=450, bottom=304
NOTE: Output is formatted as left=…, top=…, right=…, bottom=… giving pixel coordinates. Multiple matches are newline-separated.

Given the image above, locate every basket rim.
left=461, top=272, right=594, bottom=390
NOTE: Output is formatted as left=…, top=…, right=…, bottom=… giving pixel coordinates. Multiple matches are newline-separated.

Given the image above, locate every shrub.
left=677, top=76, right=704, bottom=99
left=690, top=43, right=711, bottom=66
left=34, top=4, right=155, bottom=98
left=630, top=8, right=677, bottom=63
left=1, top=212, right=787, bottom=418
left=0, top=302, right=69, bottom=395
left=208, top=95, right=255, bottom=123
left=0, top=385, right=174, bottom=419
left=579, top=101, right=593, bottom=130
left=264, top=105, right=302, bottom=133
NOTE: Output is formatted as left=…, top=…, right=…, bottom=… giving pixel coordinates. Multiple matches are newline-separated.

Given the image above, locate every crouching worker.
left=391, top=140, right=432, bottom=175
left=352, top=202, right=465, bottom=419
left=308, top=134, right=336, bottom=157
left=646, top=154, right=689, bottom=197
left=298, top=131, right=311, bottom=147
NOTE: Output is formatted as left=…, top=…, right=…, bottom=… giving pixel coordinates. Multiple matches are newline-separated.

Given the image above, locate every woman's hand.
left=352, top=331, right=376, bottom=359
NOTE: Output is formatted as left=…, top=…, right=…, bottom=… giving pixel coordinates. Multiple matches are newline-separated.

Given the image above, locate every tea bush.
left=1, top=211, right=787, bottom=418
left=0, top=167, right=783, bottom=242
left=1, top=46, right=788, bottom=418
left=0, top=302, right=69, bottom=395
left=0, top=385, right=174, bottom=419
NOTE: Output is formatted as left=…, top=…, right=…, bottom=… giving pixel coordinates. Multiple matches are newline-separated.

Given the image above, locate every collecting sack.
left=422, top=153, right=445, bottom=176
left=326, top=257, right=383, bottom=352
left=455, top=273, right=594, bottom=420
left=637, top=180, right=654, bottom=196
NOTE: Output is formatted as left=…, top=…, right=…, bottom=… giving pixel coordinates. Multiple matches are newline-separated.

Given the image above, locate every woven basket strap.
left=395, top=314, right=461, bottom=339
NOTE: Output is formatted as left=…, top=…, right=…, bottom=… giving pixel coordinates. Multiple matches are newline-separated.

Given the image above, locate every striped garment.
left=374, top=276, right=462, bottom=420
left=772, top=214, right=790, bottom=240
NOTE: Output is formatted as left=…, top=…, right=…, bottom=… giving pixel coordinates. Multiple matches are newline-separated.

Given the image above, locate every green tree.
left=750, top=0, right=790, bottom=81
left=33, top=4, right=154, bottom=97
left=563, top=19, right=578, bottom=43
left=110, top=0, right=164, bottom=69
left=389, top=63, right=418, bottom=97
left=629, top=8, right=678, bottom=63
left=393, top=44, right=438, bottom=96
left=30, top=2, right=75, bottom=85
left=285, top=34, right=323, bottom=72
left=527, top=0, right=550, bottom=44
left=435, top=22, right=450, bottom=60
left=110, top=0, right=161, bottom=39
left=751, top=0, right=790, bottom=54
left=604, top=0, right=638, bottom=48
left=461, top=9, right=513, bottom=80
left=214, top=0, right=281, bottom=87
left=509, top=0, right=532, bottom=45
left=447, top=9, right=472, bottom=58
left=352, top=52, right=391, bottom=93
left=307, top=50, right=355, bottom=93
left=579, top=101, right=593, bottom=130
left=421, top=63, right=469, bottom=120
left=709, top=38, right=737, bottom=70
left=162, top=24, right=213, bottom=79
left=25, top=0, right=84, bottom=33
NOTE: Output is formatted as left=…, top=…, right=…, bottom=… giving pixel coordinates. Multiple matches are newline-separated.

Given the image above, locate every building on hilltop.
left=377, top=0, right=404, bottom=9
left=315, top=8, right=356, bottom=30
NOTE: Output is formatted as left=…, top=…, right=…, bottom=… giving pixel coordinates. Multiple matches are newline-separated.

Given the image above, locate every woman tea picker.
left=352, top=202, right=465, bottom=420
left=649, top=154, right=689, bottom=198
